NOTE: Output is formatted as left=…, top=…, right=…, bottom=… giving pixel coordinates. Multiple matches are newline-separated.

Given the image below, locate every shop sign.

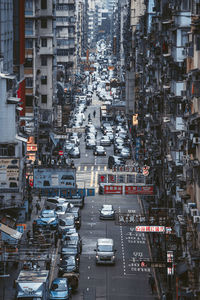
left=104, top=185, right=122, bottom=194
left=125, top=186, right=154, bottom=195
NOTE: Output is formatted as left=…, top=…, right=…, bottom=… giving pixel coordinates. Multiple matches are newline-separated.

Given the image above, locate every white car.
left=100, top=136, right=111, bottom=146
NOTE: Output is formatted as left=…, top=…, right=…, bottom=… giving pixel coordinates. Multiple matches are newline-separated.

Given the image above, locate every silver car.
left=99, top=205, right=115, bottom=220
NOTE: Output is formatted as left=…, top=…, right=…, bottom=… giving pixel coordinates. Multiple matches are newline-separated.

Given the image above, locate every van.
left=94, top=238, right=116, bottom=265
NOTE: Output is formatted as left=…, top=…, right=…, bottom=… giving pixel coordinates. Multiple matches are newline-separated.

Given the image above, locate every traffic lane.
left=74, top=195, right=155, bottom=300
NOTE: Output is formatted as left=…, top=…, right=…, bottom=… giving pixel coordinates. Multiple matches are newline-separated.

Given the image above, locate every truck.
left=15, top=270, right=49, bottom=300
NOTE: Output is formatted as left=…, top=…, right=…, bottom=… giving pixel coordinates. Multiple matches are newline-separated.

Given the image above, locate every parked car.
left=93, top=145, right=106, bottom=156
left=108, top=155, right=125, bottom=169
left=61, top=247, right=80, bottom=265
left=46, top=197, right=70, bottom=210
left=69, top=146, right=80, bottom=158
left=33, top=210, right=58, bottom=231
left=62, top=233, right=82, bottom=252
left=99, top=205, right=115, bottom=220
left=58, top=214, right=75, bottom=234
left=55, top=202, right=74, bottom=217
left=59, top=256, right=79, bottom=276
left=120, top=147, right=131, bottom=159
left=65, top=207, right=81, bottom=229
left=49, top=278, right=71, bottom=300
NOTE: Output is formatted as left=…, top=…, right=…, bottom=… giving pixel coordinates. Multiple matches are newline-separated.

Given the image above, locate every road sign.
left=140, top=260, right=172, bottom=268
left=58, top=150, right=64, bottom=156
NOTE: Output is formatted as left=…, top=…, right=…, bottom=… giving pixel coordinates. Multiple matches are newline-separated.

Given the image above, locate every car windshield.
left=62, top=247, right=77, bottom=254
left=51, top=280, right=67, bottom=291
left=98, top=245, right=113, bottom=252
left=60, top=218, right=74, bottom=226
left=41, top=211, right=55, bottom=218
left=102, top=207, right=112, bottom=212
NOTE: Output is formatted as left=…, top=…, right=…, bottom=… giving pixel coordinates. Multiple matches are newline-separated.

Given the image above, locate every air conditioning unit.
left=193, top=137, right=200, bottom=144
left=193, top=216, right=200, bottom=223
left=190, top=209, right=199, bottom=217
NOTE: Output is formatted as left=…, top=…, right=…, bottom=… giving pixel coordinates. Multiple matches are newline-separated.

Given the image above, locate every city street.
left=71, top=94, right=157, bottom=299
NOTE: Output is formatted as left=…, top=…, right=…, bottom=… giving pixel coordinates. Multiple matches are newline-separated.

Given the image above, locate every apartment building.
left=0, top=0, right=26, bottom=214
left=56, top=0, right=76, bottom=82
left=122, top=0, right=200, bottom=297
left=25, top=0, right=56, bottom=131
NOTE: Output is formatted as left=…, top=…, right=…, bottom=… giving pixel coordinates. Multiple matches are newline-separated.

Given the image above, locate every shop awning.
left=0, top=223, right=22, bottom=241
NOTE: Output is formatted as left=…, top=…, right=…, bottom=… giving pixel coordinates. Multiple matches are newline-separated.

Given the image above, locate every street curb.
left=137, top=195, right=161, bottom=300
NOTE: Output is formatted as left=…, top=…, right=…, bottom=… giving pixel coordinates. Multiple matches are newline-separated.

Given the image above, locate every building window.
left=26, top=95, right=33, bottom=107
left=41, top=0, right=47, bottom=9
left=41, top=55, right=47, bottom=66
left=41, top=18, right=47, bottom=28
left=25, top=77, right=33, bottom=87
left=41, top=75, right=47, bottom=84
left=0, top=144, right=15, bottom=156
left=181, top=0, right=190, bottom=10
left=41, top=95, right=47, bottom=104
left=25, top=38, right=33, bottom=48
left=41, top=38, right=47, bottom=47
left=25, top=19, right=33, bottom=35
left=196, top=35, right=200, bottom=51
left=24, top=58, right=33, bottom=67
left=25, top=0, right=33, bottom=15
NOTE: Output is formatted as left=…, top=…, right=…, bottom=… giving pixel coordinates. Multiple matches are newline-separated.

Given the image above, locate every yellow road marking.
left=95, top=171, right=98, bottom=187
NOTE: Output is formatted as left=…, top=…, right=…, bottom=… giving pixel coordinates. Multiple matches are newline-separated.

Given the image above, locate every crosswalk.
left=76, top=171, right=99, bottom=191
left=76, top=164, right=108, bottom=172
left=76, top=165, right=107, bottom=191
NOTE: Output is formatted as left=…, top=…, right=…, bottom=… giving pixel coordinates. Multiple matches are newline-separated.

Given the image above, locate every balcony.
left=38, top=46, right=54, bottom=56
left=172, top=46, right=187, bottom=62
left=171, top=81, right=185, bottom=96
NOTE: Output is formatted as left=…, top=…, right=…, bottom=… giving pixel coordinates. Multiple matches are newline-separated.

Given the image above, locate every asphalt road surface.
left=72, top=93, right=157, bottom=299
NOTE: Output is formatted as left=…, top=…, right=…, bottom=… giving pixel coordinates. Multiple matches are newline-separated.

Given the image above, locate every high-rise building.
left=56, top=0, right=76, bottom=82
left=0, top=0, right=26, bottom=213
left=24, top=0, right=57, bottom=131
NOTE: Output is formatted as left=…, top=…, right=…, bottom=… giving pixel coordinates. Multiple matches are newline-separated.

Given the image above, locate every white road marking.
left=90, top=170, right=94, bottom=187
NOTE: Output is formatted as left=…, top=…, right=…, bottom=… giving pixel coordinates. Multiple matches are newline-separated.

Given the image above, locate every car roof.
left=97, top=238, right=114, bottom=245
left=102, top=205, right=113, bottom=209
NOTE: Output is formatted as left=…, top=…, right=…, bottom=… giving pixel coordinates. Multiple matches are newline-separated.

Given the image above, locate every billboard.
left=0, top=158, right=19, bottom=190
left=34, top=168, right=76, bottom=189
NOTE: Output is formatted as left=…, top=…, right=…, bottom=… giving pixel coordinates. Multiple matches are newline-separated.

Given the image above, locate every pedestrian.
left=93, top=110, right=96, bottom=118
left=148, top=273, right=155, bottom=294
left=26, top=230, right=31, bottom=240
left=88, top=113, right=91, bottom=121
left=36, top=201, right=41, bottom=214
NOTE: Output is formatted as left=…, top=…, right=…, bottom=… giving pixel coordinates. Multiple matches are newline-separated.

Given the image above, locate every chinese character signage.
left=104, top=185, right=123, bottom=194
left=125, top=186, right=154, bottom=195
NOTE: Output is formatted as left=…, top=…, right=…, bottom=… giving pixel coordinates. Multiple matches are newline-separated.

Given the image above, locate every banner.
left=125, top=186, right=154, bottom=195
left=104, top=185, right=122, bottom=194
